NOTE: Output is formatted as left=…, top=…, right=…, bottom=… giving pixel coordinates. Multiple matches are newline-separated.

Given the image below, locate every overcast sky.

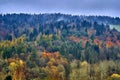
left=0, top=0, right=120, bottom=17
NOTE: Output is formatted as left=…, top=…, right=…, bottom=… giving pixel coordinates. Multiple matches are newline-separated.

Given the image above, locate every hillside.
left=0, top=13, right=120, bottom=80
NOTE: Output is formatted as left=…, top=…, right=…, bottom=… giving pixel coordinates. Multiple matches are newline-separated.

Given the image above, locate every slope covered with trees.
left=0, top=13, right=120, bottom=80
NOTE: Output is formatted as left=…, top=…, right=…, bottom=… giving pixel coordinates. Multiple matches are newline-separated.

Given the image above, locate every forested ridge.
left=0, top=13, right=120, bottom=80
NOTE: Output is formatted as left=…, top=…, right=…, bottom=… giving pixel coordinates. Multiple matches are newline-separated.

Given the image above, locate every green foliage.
left=0, top=36, right=27, bottom=59
left=0, top=13, right=120, bottom=80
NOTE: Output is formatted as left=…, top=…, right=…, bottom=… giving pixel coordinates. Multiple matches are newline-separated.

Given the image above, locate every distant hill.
left=0, top=13, right=120, bottom=40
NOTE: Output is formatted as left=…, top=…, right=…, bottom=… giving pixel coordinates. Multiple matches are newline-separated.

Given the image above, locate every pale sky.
left=0, top=0, right=120, bottom=17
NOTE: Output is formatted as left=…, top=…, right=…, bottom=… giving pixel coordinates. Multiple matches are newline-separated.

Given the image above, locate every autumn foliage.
left=40, top=51, right=68, bottom=80
left=7, top=58, right=26, bottom=80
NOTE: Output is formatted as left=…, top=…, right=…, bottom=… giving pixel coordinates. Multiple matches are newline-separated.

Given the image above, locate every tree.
left=8, top=58, right=26, bottom=80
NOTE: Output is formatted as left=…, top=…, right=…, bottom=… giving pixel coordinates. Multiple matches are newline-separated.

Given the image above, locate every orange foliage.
left=106, top=41, right=114, bottom=48
left=41, top=51, right=68, bottom=80
left=54, top=52, right=60, bottom=59
left=105, top=37, right=114, bottom=48
left=41, top=51, right=60, bottom=59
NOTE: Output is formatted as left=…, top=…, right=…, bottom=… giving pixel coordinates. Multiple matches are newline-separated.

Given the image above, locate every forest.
left=0, top=13, right=120, bottom=80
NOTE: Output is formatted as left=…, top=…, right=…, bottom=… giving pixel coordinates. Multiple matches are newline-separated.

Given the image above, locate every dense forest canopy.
left=0, top=13, right=120, bottom=40
left=0, top=13, right=120, bottom=80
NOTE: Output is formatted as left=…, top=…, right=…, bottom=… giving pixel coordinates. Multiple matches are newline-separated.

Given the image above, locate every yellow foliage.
left=9, top=62, right=18, bottom=71
left=0, top=36, right=25, bottom=48
left=50, top=58, right=56, bottom=63
left=8, top=59, right=25, bottom=80
left=81, top=61, right=88, bottom=66
left=19, top=60, right=24, bottom=65
left=111, top=73, right=120, bottom=78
